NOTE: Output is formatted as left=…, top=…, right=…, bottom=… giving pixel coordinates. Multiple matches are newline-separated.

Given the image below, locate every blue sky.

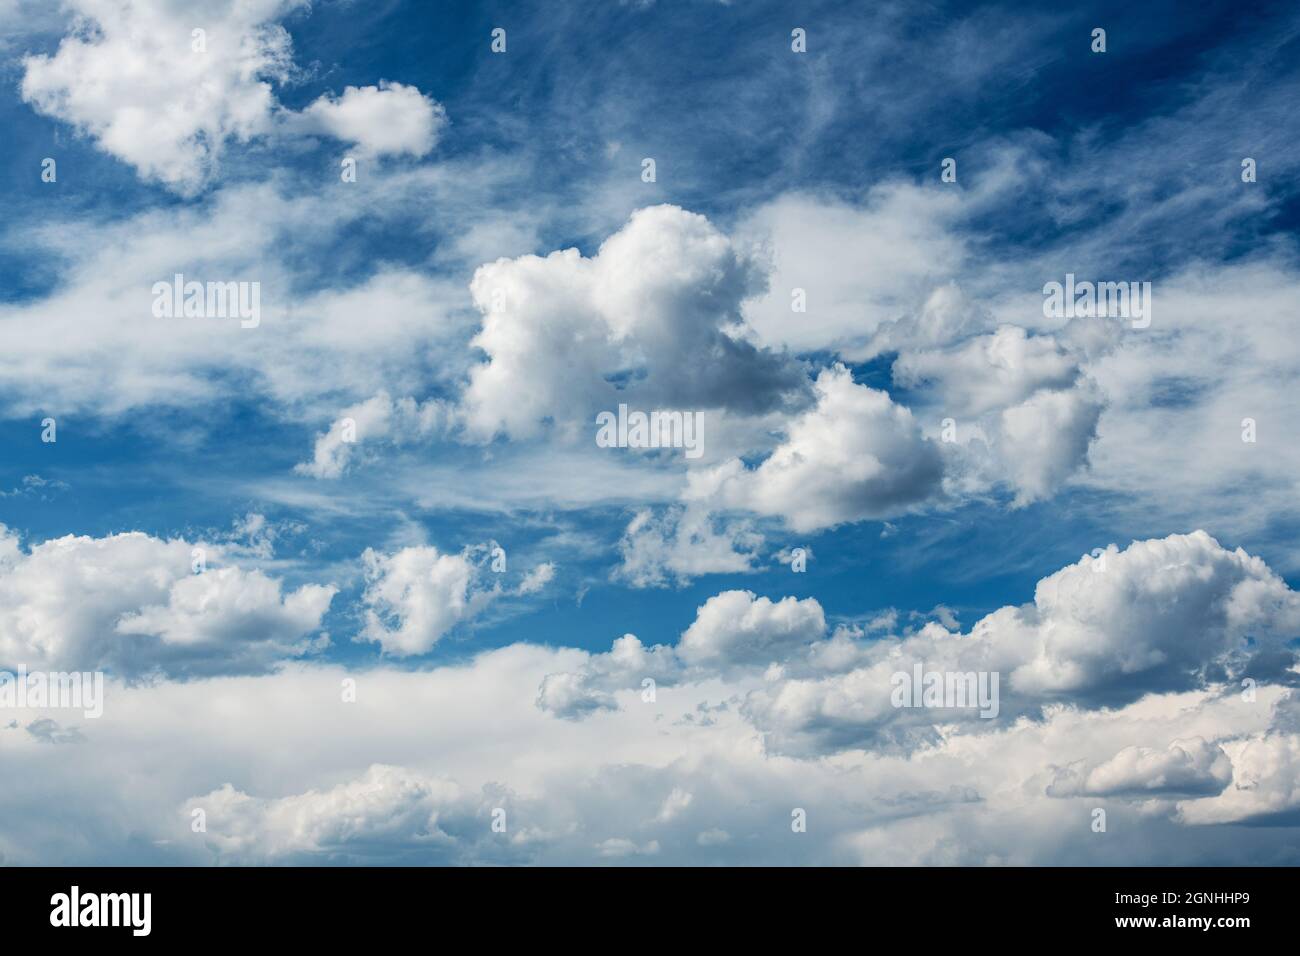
left=0, top=0, right=1299, bottom=865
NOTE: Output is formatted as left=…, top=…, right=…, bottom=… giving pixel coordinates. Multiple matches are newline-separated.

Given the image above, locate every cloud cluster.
left=20, top=1, right=446, bottom=193
left=1, top=648, right=1294, bottom=865
left=0, top=526, right=335, bottom=678
left=0, top=528, right=1292, bottom=865
left=543, top=532, right=1300, bottom=757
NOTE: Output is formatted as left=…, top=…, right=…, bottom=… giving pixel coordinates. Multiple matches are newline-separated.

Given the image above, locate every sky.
left=0, top=0, right=1298, bottom=865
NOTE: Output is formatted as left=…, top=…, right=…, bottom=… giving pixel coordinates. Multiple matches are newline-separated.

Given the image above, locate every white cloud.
left=0, top=185, right=473, bottom=417
left=183, top=764, right=502, bottom=864
left=994, top=383, right=1103, bottom=506
left=462, top=204, right=806, bottom=442
left=0, top=527, right=1294, bottom=865
left=743, top=531, right=1300, bottom=754
left=736, top=186, right=967, bottom=354
left=678, top=590, right=825, bottom=668
left=892, top=325, right=1105, bottom=505
left=21, top=0, right=298, bottom=192
left=1047, top=738, right=1233, bottom=797
left=117, top=567, right=333, bottom=654
left=696, top=364, right=944, bottom=532
left=19, top=1, right=444, bottom=192
left=893, top=325, right=1081, bottom=416
left=358, top=546, right=495, bottom=656
left=1177, top=733, right=1300, bottom=825
left=296, top=392, right=450, bottom=479
left=517, top=562, right=556, bottom=595
left=614, top=505, right=762, bottom=587
left=1075, top=260, right=1300, bottom=564
left=297, top=81, right=446, bottom=158
left=0, top=649, right=1293, bottom=865
left=0, top=525, right=335, bottom=678
left=536, top=633, right=679, bottom=720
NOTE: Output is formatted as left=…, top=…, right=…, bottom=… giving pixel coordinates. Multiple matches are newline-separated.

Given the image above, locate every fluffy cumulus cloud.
left=1177, top=733, right=1300, bottom=825
left=0, top=525, right=335, bottom=678
left=677, top=591, right=825, bottom=668
left=462, top=204, right=807, bottom=442
left=748, top=532, right=1300, bottom=754
left=19, top=0, right=444, bottom=192
left=536, top=589, right=825, bottom=719
left=21, top=0, right=296, bottom=191
left=993, top=384, right=1103, bottom=505
left=295, top=81, right=446, bottom=158
left=536, top=633, right=680, bottom=720
left=1046, top=738, right=1233, bottom=798
left=183, top=764, right=512, bottom=864
left=538, top=532, right=1300, bottom=765
left=0, top=528, right=1292, bottom=865
left=893, top=325, right=1082, bottom=416
left=693, top=364, right=943, bottom=532
left=1, top=601, right=1298, bottom=865
left=358, top=545, right=496, bottom=656
left=614, top=505, right=762, bottom=588
left=892, top=324, right=1106, bottom=505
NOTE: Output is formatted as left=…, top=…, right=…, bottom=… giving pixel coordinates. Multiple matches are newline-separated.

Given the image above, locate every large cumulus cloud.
left=462, top=204, right=808, bottom=442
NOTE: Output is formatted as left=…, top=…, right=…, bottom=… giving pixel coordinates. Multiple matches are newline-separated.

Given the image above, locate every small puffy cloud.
left=696, top=364, right=943, bottom=532
left=358, top=546, right=495, bottom=656
left=535, top=670, right=619, bottom=720
left=678, top=590, right=826, bottom=668
left=462, top=204, right=807, bottom=442
left=1047, top=738, right=1233, bottom=797
left=296, top=81, right=446, bottom=158
left=615, top=505, right=762, bottom=588
left=537, top=589, right=825, bottom=719
left=994, top=383, right=1103, bottom=506
left=0, top=525, right=335, bottom=679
